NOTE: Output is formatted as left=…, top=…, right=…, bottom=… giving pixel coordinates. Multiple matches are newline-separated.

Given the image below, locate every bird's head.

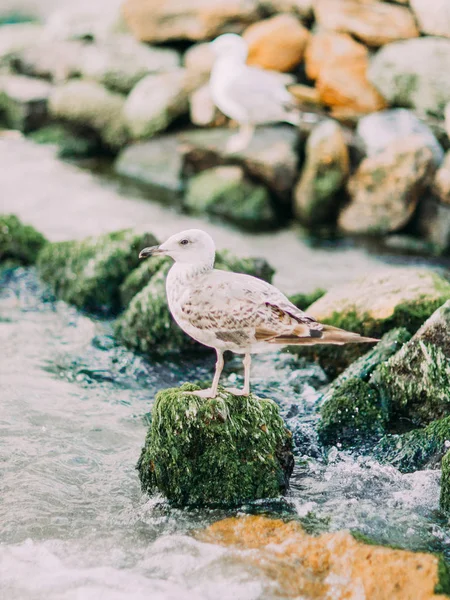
left=139, top=229, right=216, bottom=265
left=210, top=33, right=248, bottom=62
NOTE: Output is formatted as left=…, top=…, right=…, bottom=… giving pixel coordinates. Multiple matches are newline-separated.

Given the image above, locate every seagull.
left=209, top=33, right=314, bottom=153
left=139, top=229, right=378, bottom=399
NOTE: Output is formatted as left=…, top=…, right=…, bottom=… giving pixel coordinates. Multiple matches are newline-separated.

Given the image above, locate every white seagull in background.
left=209, top=33, right=316, bottom=153
left=139, top=230, right=378, bottom=399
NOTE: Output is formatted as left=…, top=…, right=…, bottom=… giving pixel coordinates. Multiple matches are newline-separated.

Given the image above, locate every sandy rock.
left=124, top=69, right=189, bottom=139
left=122, top=0, right=262, bottom=43
left=410, top=0, right=450, bottom=38
left=294, top=119, right=349, bottom=226
left=49, top=80, right=128, bottom=149
left=314, top=0, right=419, bottom=47
left=243, top=14, right=309, bottom=72
left=357, top=109, right=444, bottom=167
left=339, top=136, right=434, bottom=235
left=433, top=152, right=450, bottom=204
left=369, top=38, right=450, bottom=119
left=0, top=74, right=52, bottom=132
left=183, top=42, right=215, bottom=88
left=189, top=84, right=227, bottom=127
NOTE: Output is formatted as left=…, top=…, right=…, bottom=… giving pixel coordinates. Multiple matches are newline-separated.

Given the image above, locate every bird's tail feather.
left=269, top=324, right=379, bottom=346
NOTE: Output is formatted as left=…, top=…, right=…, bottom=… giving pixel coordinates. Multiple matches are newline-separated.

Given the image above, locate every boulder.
left=369, top=38, right=450, bottom=118
left=0, top=22, right=44, bottom=68
left=339, top=136, right=435, bottom=235
left=122, top=0, right=262, bottom=43
left=416, top=197, right=450, bottom=255
left=243, top=13, right=310, bottom=72
left=441, top=450, right=450, bottom=513
left=180, top=126, right=300, bottom=204
left=44, top=4, right=125, bottom=42
left=49, top=80, right=128, bottom=149
left=114, top=135, right=184, bottom=203
left=372, top=300, right=450, bottom=429
left=185, top=165, right=275, bottom=229
left=0, top=214, right=47, bottom=265
left=36, top=229, right=157, bottom=315
left=294, top=119, right=349, bottom=227
left=189, top=84, right=227, bottom=127
left=410, top=0, right=450, bottom=39
left=137, top=384, right=293, bottom=507
left=433, top=152, right=450, bottom=205
left=13, top=39, right=85, bottom=82
left=357, top=109, right=444, bottom=167
left=305, top=31, right=387, bottom=116
left=313, top=0, right=419, bottom=47
left=123, top=69, right=189, bottom=140
left=0, top=74, right=51, bottom=132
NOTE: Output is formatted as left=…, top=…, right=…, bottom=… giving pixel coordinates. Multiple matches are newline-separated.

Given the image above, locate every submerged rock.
left=0, top=214, right=47, bottom=265
left=440, top=451, right=450, bottom=513
left=137, top=384, right=293, bottom=507
left=372, top=300, right=450, bottom=429
left=37, top=229, right=157, bottom=314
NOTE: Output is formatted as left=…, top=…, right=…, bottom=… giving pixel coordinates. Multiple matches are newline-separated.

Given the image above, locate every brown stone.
left=433, top=152, right=450, bottom=205
left=339, top=136, right=435, bottom=235
left=314, top=0, right=419, bottom=47
left=305, top=30, right=366, bottom=81
left=183, top=42, right=215, bottom=88
left=287, top=83, right=322, bottom=106
left=259, top=0, right=313, bottom=18
left=196, top=515, right=447, bottom=600
left=243, top=14, right=310, bottom=72
left=122, top=0, right=261, bottom=43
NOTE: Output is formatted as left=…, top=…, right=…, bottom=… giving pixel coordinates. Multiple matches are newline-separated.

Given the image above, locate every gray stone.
left=294, top=119, right=349, bottom=227
left=0, top=23, right=44, bottom=68
left=124, top=69, right=189, bottom=140
left=115, top=135, right=184, bottom=202
left=44, top=4, right=125, bottom=42
left=410, top=0, right=450, bottom=38
left=357, top=109, right=444, bottom=167
left=0, top=74, right=52, bottom=131
left=369, top=37, right=450, bottom=118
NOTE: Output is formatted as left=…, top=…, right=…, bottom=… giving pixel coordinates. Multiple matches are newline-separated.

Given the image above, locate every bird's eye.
left=179, top=239, right=189, bottom=246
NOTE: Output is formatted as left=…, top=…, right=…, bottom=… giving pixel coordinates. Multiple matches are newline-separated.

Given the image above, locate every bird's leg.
left=226, top=123, right=255, bottom=153
left=225, top=353, right=251, bottom=396
left=184, top=349, right=224, bottom=399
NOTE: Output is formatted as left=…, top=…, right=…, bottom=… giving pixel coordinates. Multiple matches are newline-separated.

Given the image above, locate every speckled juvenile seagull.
left=139, top=230, right=378, bottom=399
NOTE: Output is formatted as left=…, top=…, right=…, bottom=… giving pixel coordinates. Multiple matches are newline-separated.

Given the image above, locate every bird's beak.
left=139, top=245, right=165, bottom=259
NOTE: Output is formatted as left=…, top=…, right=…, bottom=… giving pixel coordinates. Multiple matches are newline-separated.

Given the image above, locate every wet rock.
left=180, top=126, right=300, bottom=204
left=189, top=84, right=227, bottom=127
left=185, top=165, right=275, bottom=230
left=124, top=69, right=189, bottom=140
left=305, top=31, right=387, bottom=116
left=313, top=0, right=419, bottom=47
left=137, top=384, right=293, bottom=507
left=410, top=0, right=450, bottom=39
left=339, top=136, right=435, bottom=235
left=372, top=300, right=450, bottom=429
left=369, top=38, right=450, bottom=118
left=29, top=124, right=100, bottom=159
left=0, top=214, right=47, bottom=265
left=49, top=80, right=128, bottom=149
left=243, top=14, right=309, bottom=72
left=357, top=109, right=444, bottom=167
left=37, top=229, right=157, bottom=315
left=114, top=134, right=184, bottom=203
left=433, top=152, right=450, bottom=205
left=116, top=250, right=274, bottom=356
left=122, top=0, right=262, bottom=43
left=196, top=515, right=448, bottom=599
left=0, top=74, right=51, bottom=132
left=416, top=197, right=450, bottom=255
left=303, top=268, right=450, bottom=377
left=294, top=119, right=349, bottom=227
left=440, top=450, right=450, bottom=513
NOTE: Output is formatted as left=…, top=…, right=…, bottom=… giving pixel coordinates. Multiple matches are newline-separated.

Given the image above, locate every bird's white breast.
left=210, top=59, right=248, bottom=122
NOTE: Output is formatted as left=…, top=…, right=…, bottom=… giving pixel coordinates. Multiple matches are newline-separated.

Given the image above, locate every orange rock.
left=314, top=0, right=419, bottom=47
left=243, top=14, right=310, bottom=72
left=196, top=515, right=448, bottom=600
left=305, top=31, right=366, bottom=81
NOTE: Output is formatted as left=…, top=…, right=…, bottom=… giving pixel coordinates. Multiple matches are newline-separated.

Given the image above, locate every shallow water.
left=2, top=267, right=450, bottom=599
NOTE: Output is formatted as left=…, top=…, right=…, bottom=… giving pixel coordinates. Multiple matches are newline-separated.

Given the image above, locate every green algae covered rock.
left=37, top=229, right=157, bottom=314
left=302, top=268, right=450, bottom=377
left=372, top=300, right=450, bottom=430
left=288, top=288, right=326, bottom=311
left=440, top=450, right=450, bottom=513
left=137, top=383, right=293, bottom=507
left=116, top=250, right=274, bottom=356
left=0, top=214, right=47, bottom=265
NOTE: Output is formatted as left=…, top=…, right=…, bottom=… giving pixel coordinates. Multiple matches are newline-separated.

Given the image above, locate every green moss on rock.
left=288, top=288, right=326, bottom=311
left=440, top=451, right=450, bottom=513
left=137, top=383, right=293, bottom=507
left=29, top=124, right=100, bottom=159
left=0, top=214, right=47, bottom=265
left=37, top=229, right=157, bottom=314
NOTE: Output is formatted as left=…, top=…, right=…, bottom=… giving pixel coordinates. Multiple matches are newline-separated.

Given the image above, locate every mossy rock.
left=440, top=450, right=450, bottom=513
left=37, top=229, right=157, bottom=315
left=318, top=379, right=384, bottom=447
left=116, top=250, right=275, bottom=356
left=371, top=300, right=450, bottom=429
left=0, top=214, right=47, bottom=265
left=137, top=383, right=294, bottom=507
left=300, top=268, right=450, bottom=377
left=29, top=124, right=100, bottom=159
left=288, top=288, right=326, bottom=311
left=374, top=416, right=450, bottom=473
